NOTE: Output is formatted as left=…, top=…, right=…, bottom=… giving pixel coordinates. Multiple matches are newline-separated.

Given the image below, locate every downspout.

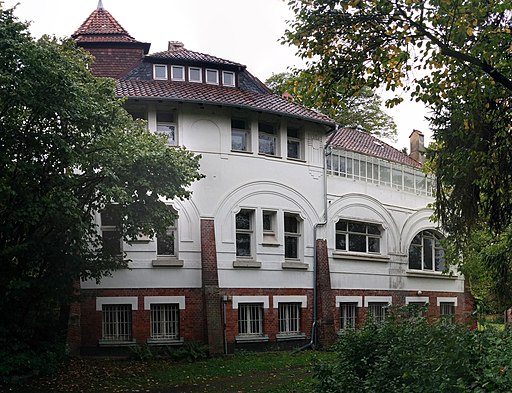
left=295, top=126, right=337, bottom=352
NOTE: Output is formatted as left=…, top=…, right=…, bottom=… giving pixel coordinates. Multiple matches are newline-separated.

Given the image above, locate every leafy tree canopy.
left=266, top=72, right=397, bottom=140
left=0, top=5, right=202, bottom=369
left=284, top=0, right=512, bottom=239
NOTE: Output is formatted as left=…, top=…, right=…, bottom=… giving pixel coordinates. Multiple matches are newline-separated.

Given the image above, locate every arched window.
left=408, top=230, right=445, bottom=271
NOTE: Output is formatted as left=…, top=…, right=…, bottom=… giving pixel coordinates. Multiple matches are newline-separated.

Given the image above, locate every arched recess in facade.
left=401, top=208, right=441, bottom=255
left=327, top=193, right=400, bottom=254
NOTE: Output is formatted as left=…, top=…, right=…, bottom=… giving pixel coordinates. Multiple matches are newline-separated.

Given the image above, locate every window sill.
left=231, top=149, right=253, bottom=154
left=147, top=338, right=184, bottom=346
left=332, top=251, right=390, bottom=262
left=98, top=339, right=136, bottom=347
left=152, top=258, right=184, bottom=267
left=235, top=335, right=269, bottom=343
left=233, top=259, right=261, bottom=268
left=406, top=270, right=458, bottom=279
left=287, top=157, right=306, bottom=163
left=276, top=332, right=306, bottom=341
left=258, top=153, right=282, bottom=159
left=282, top=261, right=308, bottom=270
left=262, top=241, right=280, bottom=247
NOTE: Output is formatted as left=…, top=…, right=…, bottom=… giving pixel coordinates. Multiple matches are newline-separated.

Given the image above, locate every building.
left=69, top=3, right=473, bottom=355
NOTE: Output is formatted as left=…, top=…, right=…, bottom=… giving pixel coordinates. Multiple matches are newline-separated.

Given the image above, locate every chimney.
left=409, top=129, right=425, bottom=164
left=168, top=41, right=185, bottom=51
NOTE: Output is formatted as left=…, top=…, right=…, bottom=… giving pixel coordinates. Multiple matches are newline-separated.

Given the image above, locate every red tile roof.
left=330, top=127, right=421, bottom=167
left=72, top=7, right=138, bottom=43
left=148, top=47, right=243, bottom=68
left=116, top=79, right=334, bottom=126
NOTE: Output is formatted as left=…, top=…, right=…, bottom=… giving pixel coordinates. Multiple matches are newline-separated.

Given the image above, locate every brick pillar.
left=66, top=280, right=81, bottom=356
left=201, top=219, right=224, bottom=355
left=316, top=239, right=337, bottom=347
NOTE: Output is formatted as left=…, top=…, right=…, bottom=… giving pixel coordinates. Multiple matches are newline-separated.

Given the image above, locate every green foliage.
left=166, top=342, right=210, bottom=363
left=315, top=315, right=512, bottom=393
left=0, top=5, right=202, bottom=379
left=128, top=344, right=154, bottom=362
left=266, top=72, right=397, bottom=140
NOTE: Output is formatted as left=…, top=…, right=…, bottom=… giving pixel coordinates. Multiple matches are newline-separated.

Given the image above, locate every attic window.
left=206, top=69, right=219, bottom=85
left=154, top=64, right=167, bottom=80
left=189, top=67, right=202, bottom=83
left=223, top=71, right=235, bottom=87
left=171, top=65, right=185, bottom=81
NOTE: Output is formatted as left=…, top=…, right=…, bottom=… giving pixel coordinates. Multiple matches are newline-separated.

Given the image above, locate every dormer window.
left=171, top=65, right=185, bottom=81
left=154, top=64, right=168, bottom=80
left=222, top=71, right=235, bottom=87
left=206, top=69, right=219, bottom=85
left=189, top=67, right=202, bottom=83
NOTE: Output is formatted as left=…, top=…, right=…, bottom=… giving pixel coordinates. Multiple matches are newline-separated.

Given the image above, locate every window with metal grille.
left=340, top=303, right=357, bottom=329
left=278, top=303, right=301, bottom=334
left=440, top=302, right=455, bottom=323
left=238, top=303, right=263, bottom=336
left=335, top=220, right=381, bottom=253
left=102, top=304, right=132, bottom=341
left=368, top=302, right=387, bottom=323
left=150, top=304, right=179, bottom=340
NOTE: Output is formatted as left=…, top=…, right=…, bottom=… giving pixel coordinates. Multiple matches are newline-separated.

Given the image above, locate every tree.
left=285, top=3, right=512, bottom=238
left=266, top=71, right=397, bottom=140
left=0, top=6, right=202, bottom=376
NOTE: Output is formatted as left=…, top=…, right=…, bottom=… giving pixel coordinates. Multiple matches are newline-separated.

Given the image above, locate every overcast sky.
left=3, top=0, right=431, bottom=151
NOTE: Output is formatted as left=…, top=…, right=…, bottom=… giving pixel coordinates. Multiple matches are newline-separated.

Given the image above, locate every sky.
left=2, top=0, right=431, bottom=151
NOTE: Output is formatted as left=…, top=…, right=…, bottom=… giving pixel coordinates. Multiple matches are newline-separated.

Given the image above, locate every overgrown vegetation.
left=315, top=310, right=512, bottom=393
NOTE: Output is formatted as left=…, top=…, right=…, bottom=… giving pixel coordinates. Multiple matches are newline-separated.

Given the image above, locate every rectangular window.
left=231, top=119, right=250, bottom=152
left=258, top=122, right=277, bottom=156
left=287, top=127, right=302, bottom=160
left=335, top=220, right=381, bottom=253
left=153, top=64, right=168, bottom=80
left=284, top=213, right=301, bottom=259
left=236, top=210, right=253, bottom=257
left=206, top=69, right=219, bottom=84
left=340, top=303, right=357, bottom=329
left=101, top=205, right=122, bottom=256
left=157, top=220, right=177, bottom=257
left=156, top=112, right=177, bottom=146
left=440, top=302, right=455, bottom=323
left=222, top=71, right=235, bottom=87
left=278, top=303, right=301, bottom=334
left=368, top=302, right=387, bottom=323
left=171, top=65, right=185, bottom=81
left=238, top=303, right=263, bottom=336
left=150, top=304, right=179, bottom=340
left=102, top=304, right=132, bottom=341
left=189, top=67, right=202, bottom=82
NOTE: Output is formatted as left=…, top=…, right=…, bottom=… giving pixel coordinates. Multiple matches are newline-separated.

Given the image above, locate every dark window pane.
left=103, top=230, right=121, bottom=255
left=157, top=231, right=174, bottom=256
left=409, top=245, right=422, bottom=269
left=348, top=222, right=365, bottom=233
left=423, top=238, right=433, bottom=270
left=287, top=140, right=300, bottom=159
left=368, top=237, right=380, bottom=253
left=349, top=234, right=366, bottom=252
left=284, top=215, right=298, bottom=233
left=336, top=220, right=347, bottom=231
left=336, top=234, right=346, bottom=250
left=367, top=224, right=380, bottom=235
left=285, top=236, right=298, bottom=258
left=236, top=212, right=251, bottom=230
left=236, top=233, right=251, bottom=256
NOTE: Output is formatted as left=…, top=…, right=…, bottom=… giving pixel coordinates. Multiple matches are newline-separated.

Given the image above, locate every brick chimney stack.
left=409, top=129, right=425, bottom=164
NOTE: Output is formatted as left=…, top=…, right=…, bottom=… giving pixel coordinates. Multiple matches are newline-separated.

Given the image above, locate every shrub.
left=128, top=344, right=154, bottom=361
left=166, top=342, right=209, bottom=363
left=315, top=310, right=512, bottom=393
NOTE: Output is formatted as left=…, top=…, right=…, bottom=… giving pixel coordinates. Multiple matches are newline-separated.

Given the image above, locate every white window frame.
left=153, top=64, right=168, bottom=80
left=236, top=209, right=254, bottom=258
left=439, top=301, right=456, bottom=323
left=156, top=112, right=177, bottom=146
left=100, top=205, right=123, bottom=256
left=284, top=212, right=302, bottom=260
left=278, top=303, right=301, bottom=334
left=205, top=68, right=219, bottom=84
left=149, top=303, right=180, bottom=340
left=171, top=65, right=185, bottom=81
left=222, top=71, right=235, bottom=87
left=157, top=211, right=178, bottom=258
left=367, top=302, right=388, bottom=323
left=238, top=303, right=264, bottom=337
left=188, top=66, right=202, bottom=83
left=258, top=122, right=278, bottom=156
left=408, top=230, right=445, bottom=272
left=287, top=127, right=302, bottom=160
left=100, top=304, right=133, bottom=343
left=231, top=119, right=250, bottom=152
left=335, top=220, right=381, bottom=254
left=262, top=210, right=278, bottom=245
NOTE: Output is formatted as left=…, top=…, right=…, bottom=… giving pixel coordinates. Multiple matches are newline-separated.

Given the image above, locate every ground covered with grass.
left=4, top=350, right=334, bottom=393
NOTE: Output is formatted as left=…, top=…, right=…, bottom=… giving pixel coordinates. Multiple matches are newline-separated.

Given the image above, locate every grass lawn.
left=5, top=350, right=335, bottom=393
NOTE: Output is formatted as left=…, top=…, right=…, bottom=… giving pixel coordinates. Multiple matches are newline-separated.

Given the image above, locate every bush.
left=315, top=309, right=512, bottom=393
left=166, top=342, right=209, bottom=363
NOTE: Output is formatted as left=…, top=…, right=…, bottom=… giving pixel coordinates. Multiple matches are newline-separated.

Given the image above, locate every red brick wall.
left=316, top=239, right=337, bottom=347
left=80, top=288, right=204, bottom=350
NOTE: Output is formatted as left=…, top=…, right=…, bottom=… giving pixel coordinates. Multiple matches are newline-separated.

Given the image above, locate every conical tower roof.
left=72, top=2, right=147, bottom=49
